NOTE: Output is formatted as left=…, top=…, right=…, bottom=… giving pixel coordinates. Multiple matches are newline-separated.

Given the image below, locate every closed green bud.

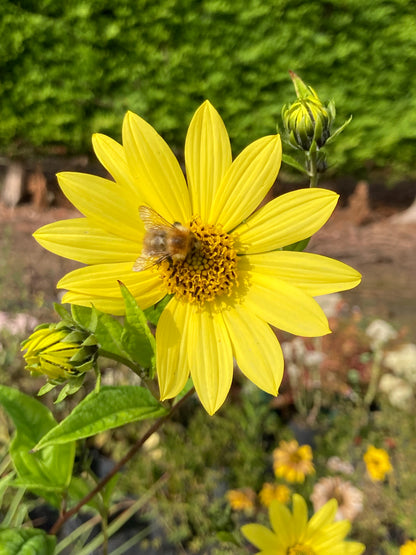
left=282, top=72, right=333, bottom=151
left=22, top=323, right=97, bottom=382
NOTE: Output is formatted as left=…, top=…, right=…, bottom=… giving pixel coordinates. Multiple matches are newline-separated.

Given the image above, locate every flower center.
left=287, top=544, right=316, bottom=555
left=158, top=217, right=238, bottom=304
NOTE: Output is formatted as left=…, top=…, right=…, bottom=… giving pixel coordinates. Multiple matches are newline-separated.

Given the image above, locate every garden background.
left=1, top=1, right=416, bottom=553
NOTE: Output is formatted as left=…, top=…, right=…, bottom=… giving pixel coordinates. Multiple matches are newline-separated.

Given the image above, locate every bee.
left=133, top=206, right=194, bottom=271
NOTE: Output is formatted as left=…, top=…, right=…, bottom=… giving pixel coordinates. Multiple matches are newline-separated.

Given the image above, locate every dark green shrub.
left=1, top=0, right=416, bottom=179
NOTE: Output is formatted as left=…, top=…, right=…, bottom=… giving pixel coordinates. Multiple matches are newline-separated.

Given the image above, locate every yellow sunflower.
left=259, top=483, right=291, bottom=507
left=34, top=101, right=361, bottom=414
left=400, top=540, right=416, bottom=555
left=241, top=494, right=365, bottom=555
left=273, top=440, right=315, bottom=483
left=363, top=445, right=392, bottom=482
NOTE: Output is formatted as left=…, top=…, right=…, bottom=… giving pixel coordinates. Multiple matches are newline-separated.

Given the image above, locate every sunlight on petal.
left=92, top=133, right=141, bottom=203
left=157, top=298, right=192, bottom=400
left=185, top=100, right=232, bottom=220
left=34, top=219, right=140, bottom=264
left=235, top=188, right=339, bottom=253
left=61, top=292, right=127, bottom=315
left=210, top=135, right=282, bottom=231
left=58, top=263, right=166, bottom=309
left=187, top=305, right=233, bottom=415
left=57, top=172, right=141, bottom=240
left=245, top=251, right=362, bottom=296
left=222, top=304, right=283, bottom=395
left=241, top=270, right=331, bottom=337
left=122, top=111, right=191, bottom=223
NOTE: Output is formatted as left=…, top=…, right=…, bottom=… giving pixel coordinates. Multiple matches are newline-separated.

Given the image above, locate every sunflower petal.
left=57, top=263, right=166, bottom=309
left=240, top=524, right=281, bottom=551
left=241, top=269, right=330, bottom=337
left=235, top=188, right=339, bottom=253
left=61, top=291, right=127, bottom=315
left=92, top=133, right=140, bottom=202
left=156, top=298, right=191, bottom=400
left=210, top=135, right=282, bottom=231
left=307, top=499, right=338, bottom=535
left=245, top=251, right=361, bottom=296
left=269, top=500, right=296, bottom=547
left=187, top=304, right=233, bottom=415
left=292, top=494, right=309, bottom=540
left=222, top=304, right=283, bottom=395
left=57, top=172, right=141, bottom=239
left=122, top=111, right=191, bottom=223
left=34, top=219, right=140, bottom=264
left=311, top=521, right=351, bottom=548
left=185, top=100, right=232, bottom=220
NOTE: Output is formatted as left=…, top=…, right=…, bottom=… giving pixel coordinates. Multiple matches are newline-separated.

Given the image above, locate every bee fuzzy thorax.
left=134, top=206, right=238, bottom=304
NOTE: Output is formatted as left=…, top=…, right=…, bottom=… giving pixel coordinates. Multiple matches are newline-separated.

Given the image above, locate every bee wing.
left=139, top=206, right=174, bottom=231
left=133, top=253, right=170, bottom=272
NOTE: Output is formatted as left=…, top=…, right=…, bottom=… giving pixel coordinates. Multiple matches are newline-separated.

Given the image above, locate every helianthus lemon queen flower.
left=34, top=101, right=361, bottom=415
left=273, top=440, right=315, bottom=483
left=241, top=494, right=365, bottom=555
left=363, top=445, right=392, bottom=481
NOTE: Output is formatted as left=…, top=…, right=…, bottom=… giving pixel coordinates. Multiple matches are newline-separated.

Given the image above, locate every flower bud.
left=21, top=323, right=97, bottom=382
left=282, top=72, right=333, bottom=151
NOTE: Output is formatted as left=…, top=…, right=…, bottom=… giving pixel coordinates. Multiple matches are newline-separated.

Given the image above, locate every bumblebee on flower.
left=34, top=101, right=361, bottom=414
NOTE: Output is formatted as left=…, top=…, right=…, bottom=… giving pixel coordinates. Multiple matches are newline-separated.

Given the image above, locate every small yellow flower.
left=226, top=488, right=255, bottom=511
left=363, top=445, right=392, bottom=482
left=400, top=540, right=416, bottom=555
left=273, top=440, right=314, bottom=483
left=241, top=494, right=365, bottom=555
left=259, top=483, right=290, bottom=507
left=34, top=101, right=361, bottom=414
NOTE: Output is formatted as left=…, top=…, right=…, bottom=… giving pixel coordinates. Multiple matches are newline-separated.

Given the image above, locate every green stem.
left=364, top=350, right=383, bottom=407
left=307, top=150, right=319, bottom=188
left=97, top=348, right=161, bottom=401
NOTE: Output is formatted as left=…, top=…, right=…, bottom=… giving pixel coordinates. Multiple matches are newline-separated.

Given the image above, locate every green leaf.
left=0, top=386, right=75, bottom=497
left=283, top=237, right=311, bottom=251
left=216, top=531, right=241, bottom=546
left=94, top=314, right=129, bottom=360
left=53, top=302, right=70, bottom=321
left=67, top=476, right=101, bottom=513
left=281, top=153, right=308, bottom=174
left=71, top=304, right=98, bottom=332
left=54, top=375, right=85, bottom=404
left=144, top=295, right=171, bottom=326
left=0, top=528, right=56, bottom=555
left=326, top=114, right=353, bottom=145
left=34, top=386, right=168, bottom=451
left=119, top=283, right=156, bottom=370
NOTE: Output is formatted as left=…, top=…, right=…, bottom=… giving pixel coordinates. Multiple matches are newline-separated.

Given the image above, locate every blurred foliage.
left=1, top=0, right=416, bottom=180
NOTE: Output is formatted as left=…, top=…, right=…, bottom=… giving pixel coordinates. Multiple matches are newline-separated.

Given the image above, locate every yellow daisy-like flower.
left=226, top=488, right=256, bottom=511
left=400, top=540, right=416, bottom=555
left=34, top=101, right=361, bottom=414
left=241, top=494, right=365, bottom=555
left=273, top=440, right=315, bottom=483
left=259, top=483, right=291, bottom=507
left=363, top=445, right=392, bottom=482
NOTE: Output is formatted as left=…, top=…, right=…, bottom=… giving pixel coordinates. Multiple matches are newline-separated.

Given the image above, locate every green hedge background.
left=1, top=0, right=416, bottom=180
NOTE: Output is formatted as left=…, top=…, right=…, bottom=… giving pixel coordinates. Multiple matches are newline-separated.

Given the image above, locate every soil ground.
left=0, top=192, right=415, bottom=334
